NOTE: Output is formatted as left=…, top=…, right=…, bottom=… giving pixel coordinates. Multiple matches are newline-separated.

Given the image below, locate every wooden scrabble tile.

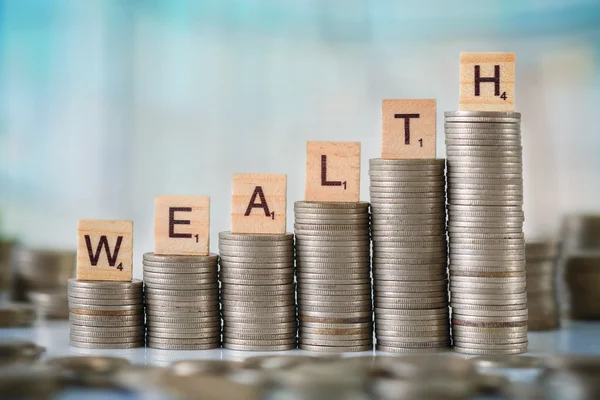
left=460, top=52, right=515, bottom=112
left=305, top=141, right=361, bottom=202
left=77, top=220, right=133, bottom=281
left=231, top=174, right=287, bottom=234
left=154, top=196, right=210, bottom=256
left=382, top=99, right=436, bottom=159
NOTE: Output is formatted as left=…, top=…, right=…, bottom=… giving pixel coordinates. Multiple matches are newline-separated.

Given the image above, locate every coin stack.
left=143, top=253, right=221, bottom=350
left=219, top=232, right=296, bottom=351
left=0, top=239, right=16, bottom=296
left=562, top=253, right=600, bottom=320
left=294, top=201, right=373, bottom=352
left=526, top=240, right=560, bottom=330
left=27, top=290, right=69, bottom=319
left=369, top=159, right=449, bottom=352
left=0, top=303, right=36, bottom=328
left=445, top=111, right=528, bottom=355
left=68, top=279, right=144, bottom=349
left=11, top=249, right=75, bottom=318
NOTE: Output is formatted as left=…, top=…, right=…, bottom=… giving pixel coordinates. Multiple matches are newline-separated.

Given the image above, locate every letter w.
left=85, top=235, right=122, bottom=266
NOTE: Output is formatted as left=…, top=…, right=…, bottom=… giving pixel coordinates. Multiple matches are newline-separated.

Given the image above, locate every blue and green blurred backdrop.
left=1, top=0, right=599, bottom=277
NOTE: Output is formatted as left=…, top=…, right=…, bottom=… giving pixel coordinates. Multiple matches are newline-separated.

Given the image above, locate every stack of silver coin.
left=219, top=231, right=296, bottom=351
left=68, top=279, right=144, bottom=349
left=294, top=201, right=373, bottom=352
left=27, top=290, right=69, bottom=319
left=526, top=240, right=560, bottom=330
left=11, top=249, right=75, bottom=318
left=445, top=111, right=527, bottom=355
left=562, top=253, right=600, bottom=320
left=0, top=303, right=36, bottom=328
left=143, top=253, right=220, bottom=350
left=369, top=159, right=449, bottom=352
left=0, top=240, right=16, bottom=296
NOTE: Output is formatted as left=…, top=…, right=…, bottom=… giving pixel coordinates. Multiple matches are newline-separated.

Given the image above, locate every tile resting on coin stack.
left=220, top=174, right=296, bottom=351
left=68, top=279, right=144, bottom=349
left=69, top=220, right=144, bottom=348
left=445, top=111, right=528, bottom=355
left=295, top=201, right=373, bottom=352
left=219, top=232, right=296, bottom=351
left=143, top=253, right=221, bottom=350
left=369, top=159, right=450, bottom=352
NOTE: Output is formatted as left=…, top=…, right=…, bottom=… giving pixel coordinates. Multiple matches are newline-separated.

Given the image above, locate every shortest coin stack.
left=68, top=279, right=144, bottom=349
left=143, top=253, right=221, bottom=350
left=526, top=240, right=560, bottom=330
left=219, top=232, right=297, bottom=351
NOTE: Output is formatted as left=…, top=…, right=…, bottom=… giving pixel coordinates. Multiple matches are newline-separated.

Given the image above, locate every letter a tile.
left=460, top=52, right=515, bottom=112
left=154, top=196, right=210, bottom=256
left=77, top=220, right=133, bottom=281
left=231, top=174, right=287, bottom=234
left=305, top=141, right=361, bottom=202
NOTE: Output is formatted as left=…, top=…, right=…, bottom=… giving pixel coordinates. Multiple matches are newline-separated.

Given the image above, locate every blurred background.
left=0, top=0, right=599, bottom=279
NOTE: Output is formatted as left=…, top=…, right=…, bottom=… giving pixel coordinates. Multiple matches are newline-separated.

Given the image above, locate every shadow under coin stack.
left=526, top=240, right=560, bottom=330
left=219, top=232, right=296, bottom=351
left=143, top=253, right=220, bottom=350
left=445, top=111, right=528, bottom=355
left=369, top=159, right=449, bottom=352
left=67, top=279, right=144, bottom=349
left=294, top=201, right=373, bottom=352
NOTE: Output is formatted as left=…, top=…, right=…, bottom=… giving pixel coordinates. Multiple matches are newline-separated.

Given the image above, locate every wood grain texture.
left=154, top=196, right=210, bottom=256
left=460, top=52, right=515, bottom=112
left=231, top=173, right=287, bottom=234
left=305, top=141, right=361, bottom=202
left=382, top=99, right=436, bottom=159
left=77, top=220, right=133, bottom=281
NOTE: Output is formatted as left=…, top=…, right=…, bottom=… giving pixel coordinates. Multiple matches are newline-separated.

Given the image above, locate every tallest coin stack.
left=445, top=111, right=528, bottom=355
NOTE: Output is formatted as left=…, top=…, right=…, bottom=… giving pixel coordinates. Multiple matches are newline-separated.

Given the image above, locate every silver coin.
left=298, top=338, right=372, bottom=347
left=69, top=327, right=144, bottom=338
left=294, top=231, right=370, bottom=240
left=67, top=288, right=143, bottom=298
left=369, top=158, right=445, bottom=167
left=142, top=260, right=217, bottom=268
left=219, top=255, right=295, bottom=264
left=218, top=240, right=293, bottom=250
left=298, top=344, right=372, bottom=352
left=221, top=287, right=295, bottom=297
left=143, top=253, right=218, bottom=263
left=147, top=320, right=220, bottom=329
left=444, top=121, right=519, bottom=128
left=220, top=277, right=293, bottom=286
left=295, top=239, right=369, bottom=248
left=219, top=261, right=293, bottom=270
left=142, top=266, right=217, bottom=275
left=294, top=201, right=370, bottom=209
left=69, top=316, right=143, bottom=328
left=146, top=337, right=220, bottom=346
left=66, top=297, right=141, bottom=307
left=70, top=340, right=144, bottom=349
left=67, top=302, right=143, bottom=311
left=299, top=333, right=371, bottom=342
left=69, top=334, right=144, bottom=344
left=219, top=248, right=295, bottom=258
left=218, top=231, right=294, bottom=241
left=223, top=343, right=296, bottom=351
left=68, top=279, right=143, bottom=290
left=147, top=331, right=221, bottom=339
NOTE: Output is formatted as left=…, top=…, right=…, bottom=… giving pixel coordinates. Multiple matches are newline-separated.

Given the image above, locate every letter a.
left=244, top=186, right=271, bottom=217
